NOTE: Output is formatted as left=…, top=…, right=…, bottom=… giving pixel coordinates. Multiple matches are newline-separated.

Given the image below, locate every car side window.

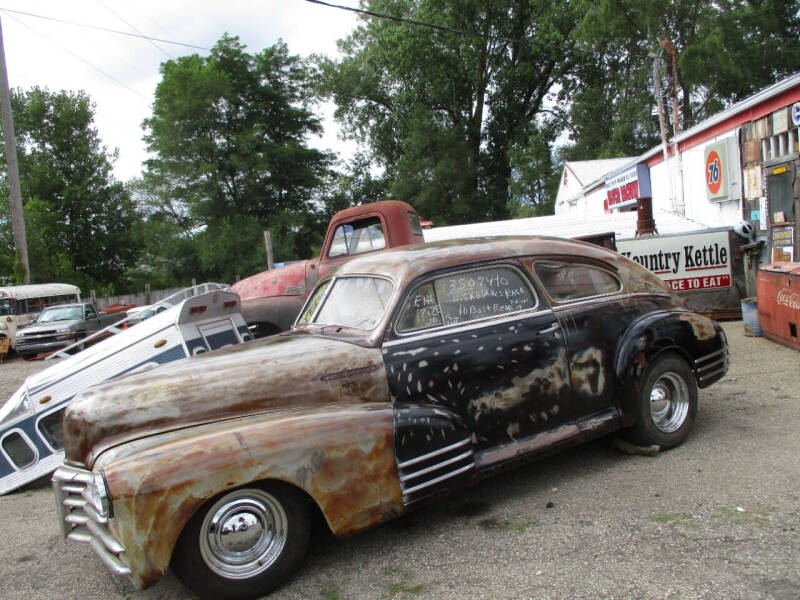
left=534, top=261, right=621, bottom=302
left=328, top=217, right=386, bottom=258
left=397, top=267, right=536, bottom=333
left=85, top=305, right=97, bottom=318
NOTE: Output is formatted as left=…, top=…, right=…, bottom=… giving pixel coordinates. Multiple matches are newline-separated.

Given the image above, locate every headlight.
left=86, top=472, right=113, bottom=518
left=0, top=321, right=6, bottom=330
left=56, top=327, right=74, bottom=333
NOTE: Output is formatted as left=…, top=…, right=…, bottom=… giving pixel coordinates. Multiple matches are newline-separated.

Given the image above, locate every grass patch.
left=649, top=513, right=697, bottom=529
left=389, top=582, right=424, bottom=597
left=322, top=589, right=342, bottom=600
left=713, top=506, right=773, bottom=527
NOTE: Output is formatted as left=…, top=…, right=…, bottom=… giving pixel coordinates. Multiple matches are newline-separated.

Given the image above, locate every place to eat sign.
left=604, top=163, right=652, bottom=210
left=617, top=231, right=732, bottom=292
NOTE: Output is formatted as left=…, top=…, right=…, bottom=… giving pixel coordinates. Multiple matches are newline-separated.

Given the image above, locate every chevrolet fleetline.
left=53, top=237, right=728, bottom=599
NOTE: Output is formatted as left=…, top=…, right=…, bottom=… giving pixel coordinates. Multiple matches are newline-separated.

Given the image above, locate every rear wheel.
left=171, top=482, right=310, bottom=600
left=625, top=354, right=697, bottom=449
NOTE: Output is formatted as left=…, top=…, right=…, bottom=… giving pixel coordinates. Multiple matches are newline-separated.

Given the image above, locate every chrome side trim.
left=698, top=367, right=726, bottom=382
left=402, top=463, right=475, bottom=496
left=396, top=438, right=471, bottom=469
left=399, top=450, right=474, bottom=483
left=696, top=357, right=725, bottom=373
left=694, top=347, right=726, bottom=365
left=53, top=465, right=131, bottom=577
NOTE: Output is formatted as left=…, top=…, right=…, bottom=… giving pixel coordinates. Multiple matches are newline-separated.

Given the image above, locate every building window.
left=762, top=127, right=800, bottom=162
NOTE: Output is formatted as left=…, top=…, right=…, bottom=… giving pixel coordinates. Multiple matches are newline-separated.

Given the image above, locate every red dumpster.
left=757, top=263, right=800, bottom=351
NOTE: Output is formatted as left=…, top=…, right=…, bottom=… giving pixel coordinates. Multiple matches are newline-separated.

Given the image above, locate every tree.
left=316, top=0, right=582, bottom=225
left=0, top=87, right=140, bottom=292
left=564, top=0, right=800, bottom=160
left=142, top=35, right=335, bottom=282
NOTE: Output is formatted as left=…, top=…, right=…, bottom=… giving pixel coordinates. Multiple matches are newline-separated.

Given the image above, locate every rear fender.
left=614, top=310, right=726, bottom=417
left=98, top=403, right=402, bottom=589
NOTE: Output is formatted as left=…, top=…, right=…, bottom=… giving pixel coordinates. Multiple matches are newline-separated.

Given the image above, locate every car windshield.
left=37, top=306, right=83, bottom=322
left=303, top=276, right=394, bottom=330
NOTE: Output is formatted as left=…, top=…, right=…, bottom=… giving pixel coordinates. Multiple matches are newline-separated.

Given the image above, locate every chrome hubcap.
left=199, top=489, right=288, bottom=579
left=649, top=372, right=690, bottom=433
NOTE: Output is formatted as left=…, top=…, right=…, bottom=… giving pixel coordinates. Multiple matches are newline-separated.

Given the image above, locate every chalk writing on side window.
left=398, top=268, right=535, bottom=332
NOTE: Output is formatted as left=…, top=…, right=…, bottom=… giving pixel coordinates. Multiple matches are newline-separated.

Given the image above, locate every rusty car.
left=52, top=236, right=728, bottom=599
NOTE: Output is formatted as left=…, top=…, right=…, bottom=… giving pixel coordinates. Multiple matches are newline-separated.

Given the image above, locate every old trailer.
left=0, top=287, right=251, bottom=495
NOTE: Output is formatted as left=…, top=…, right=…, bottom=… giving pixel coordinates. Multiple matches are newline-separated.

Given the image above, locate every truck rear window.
left=328, top=217, right=386, bottom=258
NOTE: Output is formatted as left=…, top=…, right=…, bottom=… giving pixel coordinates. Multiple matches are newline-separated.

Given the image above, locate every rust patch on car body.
left=569, top=347, right=605, bottom=395
left=97, top=404, right=402, bottom=589
left=678, top=312, right=717, bottom=341
left=63, top=333, right=389, bottom=466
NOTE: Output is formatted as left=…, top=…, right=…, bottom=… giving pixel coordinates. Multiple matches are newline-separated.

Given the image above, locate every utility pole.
left=0, top=17, right=29, bottom=283
left=263, top=230, right=274, bottom=270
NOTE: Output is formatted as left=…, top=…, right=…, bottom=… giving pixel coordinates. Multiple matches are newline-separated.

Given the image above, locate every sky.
left=0, top=0, right=362, bottom=181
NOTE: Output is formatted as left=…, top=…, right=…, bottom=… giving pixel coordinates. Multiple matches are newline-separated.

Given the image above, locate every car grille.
left=396, top=437, right=475, bottom=505
left=52, top=465, right=131, bottom=576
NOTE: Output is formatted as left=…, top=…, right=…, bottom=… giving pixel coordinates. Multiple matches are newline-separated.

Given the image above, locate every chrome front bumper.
left=52, top=464, right=131, bottom=577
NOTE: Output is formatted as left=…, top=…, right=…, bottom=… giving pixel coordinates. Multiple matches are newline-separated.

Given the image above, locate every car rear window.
left=397, top=267, right=536, bottom=333
left=534, top=261, right=621, bottom=302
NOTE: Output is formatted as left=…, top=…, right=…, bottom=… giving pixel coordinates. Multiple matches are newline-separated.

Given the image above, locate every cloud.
left=1, top=0, right=360, bottom=180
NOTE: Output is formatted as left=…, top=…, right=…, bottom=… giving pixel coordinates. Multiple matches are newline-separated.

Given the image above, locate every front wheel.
left=625, top=354, right=697, bottom=449
left=171, top=482, right=310, bottom=600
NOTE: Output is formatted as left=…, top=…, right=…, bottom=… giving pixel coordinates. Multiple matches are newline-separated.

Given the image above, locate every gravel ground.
left=0, top=321, right=798, bottom=600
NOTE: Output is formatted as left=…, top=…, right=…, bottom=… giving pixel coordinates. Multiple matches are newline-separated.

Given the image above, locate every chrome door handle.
left=537, top=323, right=560, bottom=335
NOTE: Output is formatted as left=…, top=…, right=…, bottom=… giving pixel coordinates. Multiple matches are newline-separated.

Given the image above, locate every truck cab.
left=232, top=200, right=424, bottom=337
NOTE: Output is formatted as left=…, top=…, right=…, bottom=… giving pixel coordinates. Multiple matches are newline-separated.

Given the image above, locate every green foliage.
left=142, top=35, right=335, bottom=277
left=564, top=0, right=800, bottom=160
left=315, top=0, right=583, bottom=224
left=0, top=87, right=140, bottom=292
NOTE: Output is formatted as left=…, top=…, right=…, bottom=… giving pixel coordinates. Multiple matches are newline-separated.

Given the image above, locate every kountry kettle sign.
left=617, top=231, right=732, bottom=292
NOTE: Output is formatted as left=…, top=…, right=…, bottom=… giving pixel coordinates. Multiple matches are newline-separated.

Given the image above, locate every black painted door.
left=383, top=264, right=571, bottom=451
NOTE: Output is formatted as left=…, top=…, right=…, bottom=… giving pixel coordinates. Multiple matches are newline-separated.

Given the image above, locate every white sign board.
left=617, top=231, right=732, bottom=292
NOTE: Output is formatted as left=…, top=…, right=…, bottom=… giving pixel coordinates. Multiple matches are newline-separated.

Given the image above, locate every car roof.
left=336, top=235, right=623, bottom=284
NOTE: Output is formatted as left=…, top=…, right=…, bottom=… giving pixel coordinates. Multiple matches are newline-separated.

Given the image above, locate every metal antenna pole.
left=0, top=17, right=29, bottom=283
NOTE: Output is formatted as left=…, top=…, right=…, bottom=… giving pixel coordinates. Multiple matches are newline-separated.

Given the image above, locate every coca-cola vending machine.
left=757, top=263, right=800, bottom=351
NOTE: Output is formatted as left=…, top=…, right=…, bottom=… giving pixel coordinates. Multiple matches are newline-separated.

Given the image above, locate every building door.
left=767, top=163, right=798, bottom=262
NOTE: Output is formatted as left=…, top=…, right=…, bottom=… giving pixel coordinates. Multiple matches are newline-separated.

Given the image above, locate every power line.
left=304, top=0, right=524, bottom=45
left=95, top=0, right=173, bottom=59
left=3, top=12, right=149, bottom=103
left=0, top=7, right=209, bottom=51
left=303, top=0, right=605, bottom=57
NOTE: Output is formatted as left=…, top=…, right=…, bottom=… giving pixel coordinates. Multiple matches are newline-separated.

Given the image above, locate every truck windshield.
left=37, top=306, right=83, bottom=323
left=307, top=277, right=393, bottom=330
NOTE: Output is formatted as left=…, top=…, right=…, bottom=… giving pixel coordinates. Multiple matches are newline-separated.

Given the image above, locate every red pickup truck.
left=231, top=200, right=425, bottom=337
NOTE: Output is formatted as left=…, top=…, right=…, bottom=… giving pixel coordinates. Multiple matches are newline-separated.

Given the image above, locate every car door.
left=528, top=258, right=630, bottom=418
left=382, top=263, right=572, bottom=459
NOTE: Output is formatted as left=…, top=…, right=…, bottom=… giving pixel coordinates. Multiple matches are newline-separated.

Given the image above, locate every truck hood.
left=63, top=333, right=389, bottom=467
left=17, top=319, right=81, bottom=335
left=231, top=260, right=313, bottom=300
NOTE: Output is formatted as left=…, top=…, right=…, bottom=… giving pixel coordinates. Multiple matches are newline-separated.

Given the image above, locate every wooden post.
left=264, top=230, right=274, bottom=270
left=0, top=18, right=29, bottom=283
left=144, top=283, right=151, bottom=305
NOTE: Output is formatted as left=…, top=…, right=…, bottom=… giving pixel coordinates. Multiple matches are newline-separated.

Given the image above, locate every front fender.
left=239, top=294, right=308, bottom=333
left=97, top=403, right=403, bottom=589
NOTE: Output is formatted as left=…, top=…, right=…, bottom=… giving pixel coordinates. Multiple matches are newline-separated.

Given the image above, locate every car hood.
left=231, top=259, right=312, bottom=300
left=63, top=333, right=389, bottom=467
left=18, top=319, right=81, bottom=335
